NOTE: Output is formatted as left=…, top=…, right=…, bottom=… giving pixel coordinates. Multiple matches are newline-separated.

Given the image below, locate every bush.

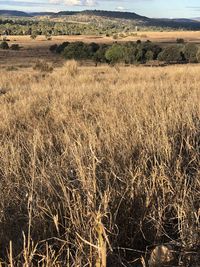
left=145, top=50, right=154, bottom=61
left=196, top=49, right=200, bottom=63
left=88, top=42, right=100, bottom=55
left=0, top=41, right=9, bottom=49
left=105, top=44, right=126, bottom=64
left=63, top=42, right=90, bottom=60
left=93, top=44, right=109, bottom=64
left=10, top=44, right=20, bottom=50
left=184, top=43, right=198, bottom=63
left=158, top=46, right=184, bottom=63
left=112, top=34, right=118, bottom=40
left=135, top=48, right=146, bottom=63
left=123, top=42, right=137, bottom=64
left=56, top=42, right=69, bottom=54
left=49, top=44, right=58, bottom=53
left=176, top=38, right=185, bottom=44
left=30, top=33, right=37, bottom=40
left=33, top=60, right=53, bottom=72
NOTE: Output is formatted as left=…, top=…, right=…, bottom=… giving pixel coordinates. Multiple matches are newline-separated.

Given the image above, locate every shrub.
left=0, top=41, right=9, bottom=49
left=45, top=34, right=52, bottom=41
left=33, top=60, right=53, bottom=72
left=135, top=48, right=146, bottom=63
left=145, top=50, right=154, bottom=61
left=158, top=45, right=184, bottom=63
left=176, top=38, right=185, bottom=44
left=30, top=33, right=37, bottom=40
left=93, top=44, right=108, bottom=64
left=10, top=44, right=20, bottom=50
left=63, top=42, right=90, bottom=60
left=105, top=44, right=126, bottom=64
left=56, top=42, right=70, bottom=54
left=184, top=43, right=198, bottom=63
left=49, top=44, right=58, bottom=53
left=112, top=34, right=118, bottom=40
left=123, top=43, right=137, bottom=64
left=196, top=49, right=200, bottom=63
left=88, top=42, right=100, bottom=55
left=141, top=42, right=162, bottom=56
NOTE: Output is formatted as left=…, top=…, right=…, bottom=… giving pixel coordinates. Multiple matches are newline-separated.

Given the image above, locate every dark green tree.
left=63, top=42, right=89, bottom=60
left=56, top=42, right=69, bottom=54
left=0, top=41, right=9, bottom=49
left=158, top=46, right=183, bottom=63
left=49, top=44, right=58, bottom=53
left=93, top=44, right=108, bottom=64
left=10, top=44, right=20, bottom=50
left=105, top=44, right=126, bottom=64
left=145, top=50, right=154, bottom=61
left=184, top=43, right=198, bottom=63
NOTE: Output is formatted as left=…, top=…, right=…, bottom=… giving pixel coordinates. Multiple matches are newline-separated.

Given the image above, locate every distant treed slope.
left=1, top=9, right=200, bottom=30
left=0, top=10, right=30, bottom=17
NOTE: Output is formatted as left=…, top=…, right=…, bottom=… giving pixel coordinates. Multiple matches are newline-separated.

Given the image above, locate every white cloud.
left=49, top=0, right=97, bottom=6
left=116, top=6, right=127, bottom=11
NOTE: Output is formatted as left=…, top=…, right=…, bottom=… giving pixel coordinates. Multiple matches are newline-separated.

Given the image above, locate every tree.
left=184, top=43, right=198, bottom=63
left=196, top=49, right=200, bottom=63
left=145, top=50, right=154, bottom=61
left=139, top=42, right=162, bottom=60
left=49, top=44, right=58, bottom=53
left=158, top=46, right=183, bottom=63
left=0, top=41, right=9, bottom=49
left=63, top=42, right=89, bottom=60
left=56, top=42, right=69, bottom=54
left=10, top=44, right=20, bottom=50
left=135, top=48, right=146, bottom=63
left=88, top=42, right=100, bottom=54
left=93, top=44, right=108, bottom=64
left=105, top=44, right=126, bottom=64
left=123, top=42, right=137, bottom=64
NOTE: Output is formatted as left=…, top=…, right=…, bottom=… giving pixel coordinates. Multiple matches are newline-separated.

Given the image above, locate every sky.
left=0, top=0, right=200, bottom=18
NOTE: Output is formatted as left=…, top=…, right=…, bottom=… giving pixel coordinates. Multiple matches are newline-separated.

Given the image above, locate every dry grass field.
left=0, top=62, right=199, bottom=266
left=4, top=31, right=200, bottom=46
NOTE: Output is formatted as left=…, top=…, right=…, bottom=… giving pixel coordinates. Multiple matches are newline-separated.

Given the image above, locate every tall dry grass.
left=0, top=62, right=199, bottom=266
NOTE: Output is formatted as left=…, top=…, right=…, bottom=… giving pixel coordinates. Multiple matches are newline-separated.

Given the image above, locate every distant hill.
left=191, top=17, right=200, bottom=21
left=1, top=9, right=200, bottom=30
left=62, top=10, right=148, bottom=20
left=0, top=10, right=30, bottom=17
left=29, top=12, right=55, bottom=16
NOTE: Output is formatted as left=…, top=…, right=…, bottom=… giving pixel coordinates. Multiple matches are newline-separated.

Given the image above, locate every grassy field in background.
left=0, top=62, right=199, bottom=266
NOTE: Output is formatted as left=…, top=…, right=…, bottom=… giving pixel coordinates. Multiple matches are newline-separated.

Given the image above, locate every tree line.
left=50, top=40, right=200, bottom=65
left=0, top=17, right=140, bottom=37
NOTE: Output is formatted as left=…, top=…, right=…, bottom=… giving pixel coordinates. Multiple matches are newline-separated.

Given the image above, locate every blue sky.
left=0, top=0, right=200, bottom=18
